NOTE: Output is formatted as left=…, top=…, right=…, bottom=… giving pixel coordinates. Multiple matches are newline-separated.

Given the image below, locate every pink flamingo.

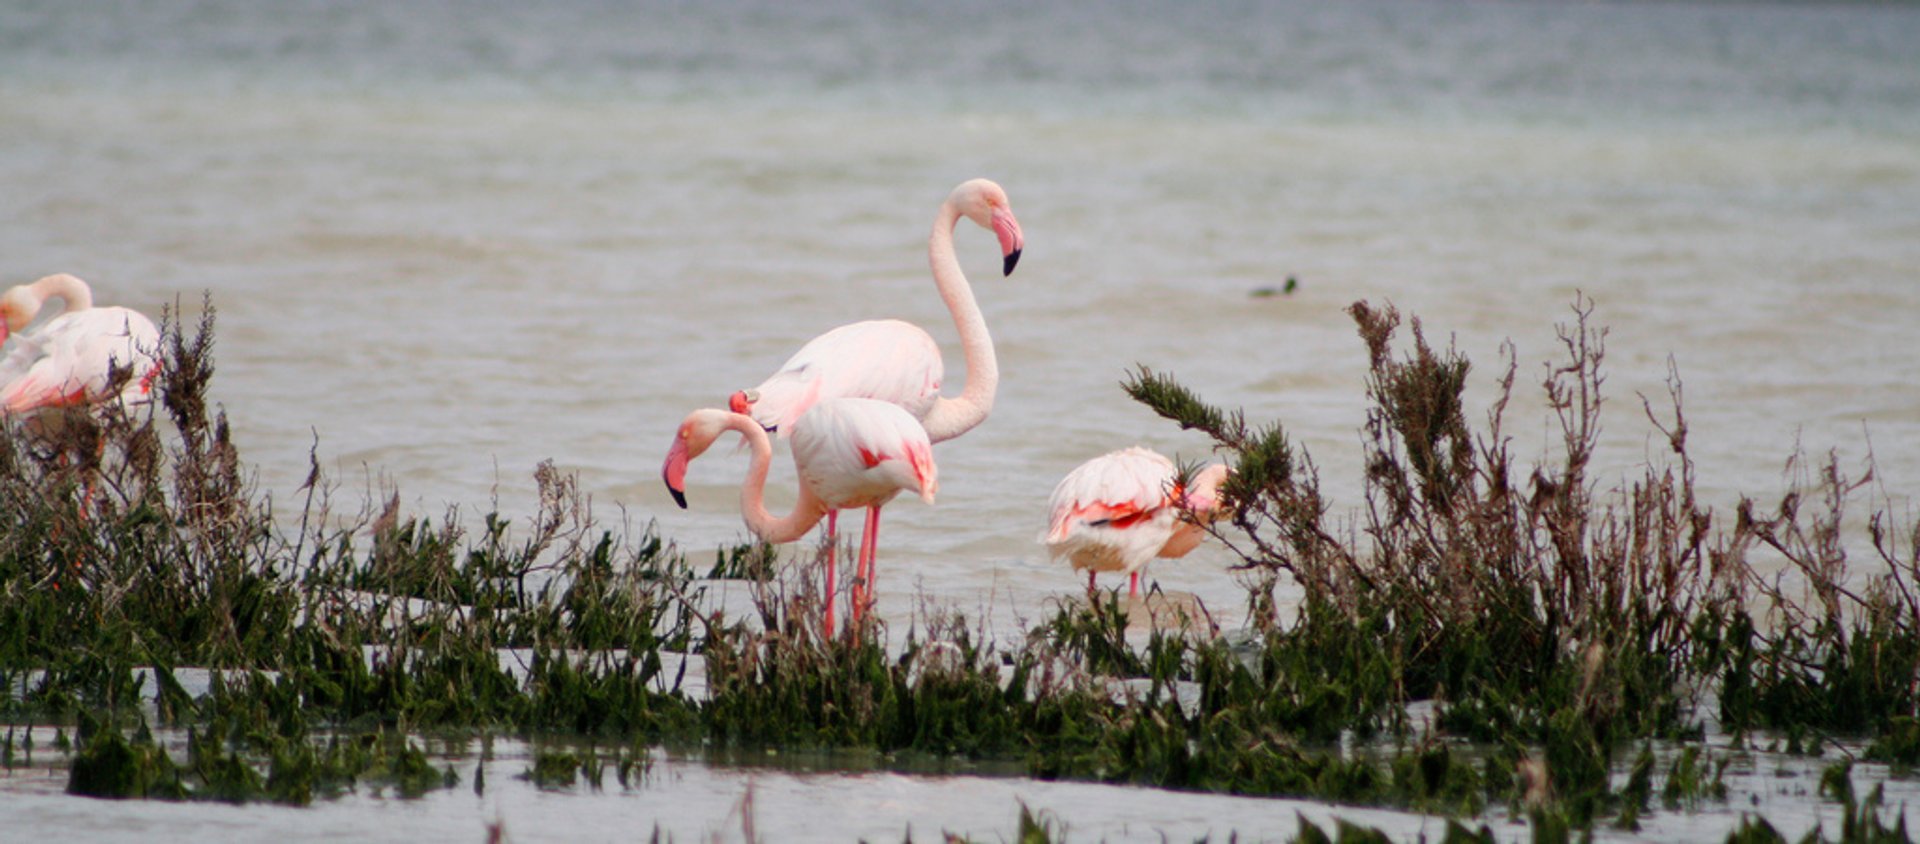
left=662, top=397, right=937, bottom=634
left=1042, top=448, right=1232, bottom=598
left=1, top=273, right=161, bottom=418
left=729, top=178, right=1024, bottom=444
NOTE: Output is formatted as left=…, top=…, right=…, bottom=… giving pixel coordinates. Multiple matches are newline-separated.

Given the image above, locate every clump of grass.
left=1126, top=294, right=1920, bottom=828
left=700, top=564, right=1030, bottom=755
left=9, top=291, right=1920, bottom=834
left=3, top=299, right=705, bottom=783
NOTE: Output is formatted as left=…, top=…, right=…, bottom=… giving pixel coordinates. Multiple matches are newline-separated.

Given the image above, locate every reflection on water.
left=3, top=0, right=1920, bottom=837
left=2, top=723, right=1916, bottom=842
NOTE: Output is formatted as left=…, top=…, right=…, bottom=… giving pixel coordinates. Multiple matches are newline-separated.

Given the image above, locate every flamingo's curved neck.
left=918, top=201, right=997, bottom=443
left=29, top=274, right=93, bottom=314
left=729, top=414, right=830, bottom=543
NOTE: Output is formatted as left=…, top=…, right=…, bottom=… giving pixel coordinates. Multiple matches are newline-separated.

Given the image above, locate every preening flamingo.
left=662, top=397, right=937, bottom=634
left=0, top=274, right=161, bottom=418
left=1042, top=448, right=1232, bottom=598
left=729, top=178, right=1024, bottom=444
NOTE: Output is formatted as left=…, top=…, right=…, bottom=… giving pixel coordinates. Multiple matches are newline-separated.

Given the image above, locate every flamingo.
left=728, top=178, right=1024, bottom=444
left=662, top=397, right=937, bottom=634
left=1042, top=448, right=1232, bottom=598
left=0, top=273, right=161, bottom=418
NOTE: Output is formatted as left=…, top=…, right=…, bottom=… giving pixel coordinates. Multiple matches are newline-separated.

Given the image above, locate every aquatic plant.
left=5, top=292, right=1918, bottom=835
left=1125, top=294, right=1920, bottom=828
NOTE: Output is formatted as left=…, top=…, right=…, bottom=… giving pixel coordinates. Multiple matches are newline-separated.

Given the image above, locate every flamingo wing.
left=743, top=320, right=942, bottom=437
left=1042, top=447, right=1181, bottom=575
left=0, top=330, right=49, bottom=393
left=791, top=397, right=938, bottom=510
left=1, top=307, right=161, bottom=415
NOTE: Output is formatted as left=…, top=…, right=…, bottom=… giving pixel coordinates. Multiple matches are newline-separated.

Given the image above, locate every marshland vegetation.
left=3, top=298, right=1916, bottom=841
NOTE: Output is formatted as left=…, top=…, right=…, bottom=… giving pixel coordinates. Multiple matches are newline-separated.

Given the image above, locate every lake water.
left=3, top=0, right=1919, bottom=838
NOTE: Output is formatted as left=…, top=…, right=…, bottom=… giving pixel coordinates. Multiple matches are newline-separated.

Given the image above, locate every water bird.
left=1042, top=448, right=1231, bottom=597
left=663, top=397, right=937, bottom=634
left=729, top=178, right=1024, bottom=444
left=0, top=273, right=161, bottom=418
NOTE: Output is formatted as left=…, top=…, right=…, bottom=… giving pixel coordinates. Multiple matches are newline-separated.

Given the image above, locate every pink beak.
left=662, top=439, right=691, bottom=509
left=991, top=207, right=1024, bottom=276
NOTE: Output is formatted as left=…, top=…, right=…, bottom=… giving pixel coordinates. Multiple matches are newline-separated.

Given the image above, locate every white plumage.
left=732, top=178, right=1023, bottom=444
left=792, top=397, right=938, bottom=511
left=1043, top=447, right=1231, bottom=596
left=0, top=274, right=161, bottom=418
left=662, top=397, right=936, bottom=634
left=739, top=320, right=943, bottom=435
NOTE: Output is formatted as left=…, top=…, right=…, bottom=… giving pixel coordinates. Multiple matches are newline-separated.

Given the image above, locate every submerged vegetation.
left=3, top=296, right=1917, bottom=839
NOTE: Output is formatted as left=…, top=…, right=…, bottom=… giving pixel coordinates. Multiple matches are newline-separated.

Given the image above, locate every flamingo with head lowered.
left=728, top=178, right=1023, bottom=445
left=1043, top=448, right=1232, bottom=598
left=662, top=397, right=937, bottom=635
left=1, top=273, right=161, bottom=419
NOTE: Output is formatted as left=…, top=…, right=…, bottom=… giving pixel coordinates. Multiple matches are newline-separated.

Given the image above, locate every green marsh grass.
left=2, top=295, right=1917, bottom=837
left=1126, top=294, right=1920, bottom=831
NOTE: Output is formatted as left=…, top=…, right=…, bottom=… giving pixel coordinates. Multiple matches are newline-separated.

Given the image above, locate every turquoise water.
left=4, top=0, right=1920, bottom=838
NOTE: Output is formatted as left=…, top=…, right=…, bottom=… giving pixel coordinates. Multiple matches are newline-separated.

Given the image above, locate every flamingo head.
left=950, top=178, right=1024, bottom=276
left=1180, top=463, right=1235, bottom=519
left=727, top=389, right=757, bottom=415
left=0, top=285, right=41, bottom=344
left=662, top=408, right=733, bottom=509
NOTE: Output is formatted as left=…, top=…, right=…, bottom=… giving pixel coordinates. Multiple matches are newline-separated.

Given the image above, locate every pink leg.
left=1128, top=571, right=1139, bottom=598
left=1088, top=570, right=1097, bottom=594
left=823, top=511, right=838, bottom=637
left=854, top=505, right=881, bottom=625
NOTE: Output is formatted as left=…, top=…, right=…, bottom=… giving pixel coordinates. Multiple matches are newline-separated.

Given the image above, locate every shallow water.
left=3, top=722, right=1918, bottom=843
left=4, top=0, right=1920, bottom=837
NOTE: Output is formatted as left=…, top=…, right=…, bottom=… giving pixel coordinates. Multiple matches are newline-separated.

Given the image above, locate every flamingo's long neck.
left=728, top=413, right=830, bottom=543
left=29, top=274, right=93, bottom=314
left=917, top=201, right=997, bottom=444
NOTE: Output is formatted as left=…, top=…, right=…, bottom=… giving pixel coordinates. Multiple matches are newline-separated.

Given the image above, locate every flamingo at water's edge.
left=662, top=397, right=937, bottom=635
left=1043, top=447, right=1232, bottom=598
left=0, top=273, right=161, bottom=417
left=728, top=178, right=1024, bottom=444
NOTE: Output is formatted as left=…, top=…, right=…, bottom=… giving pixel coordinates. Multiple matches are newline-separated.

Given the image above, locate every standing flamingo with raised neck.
left=662, top=397, right=937, bottom=634
left=1043, top=448, right=1232, bottom=598
left=0, top=273, right=161, bottom=417
left=729, top=178, right=1023, bottom=444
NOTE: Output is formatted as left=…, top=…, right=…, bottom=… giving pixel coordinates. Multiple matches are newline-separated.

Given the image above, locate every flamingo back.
left=1042, top=447, right=1183, bottom=576
left=745, top=320, right=942, bottom=436
left=790, top=397, right=938, bottom=510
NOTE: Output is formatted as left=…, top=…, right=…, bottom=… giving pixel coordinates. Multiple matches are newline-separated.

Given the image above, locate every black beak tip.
left=1003, top=248, right=1022, bottom=276
left=667, top=485, right=688, bottom=509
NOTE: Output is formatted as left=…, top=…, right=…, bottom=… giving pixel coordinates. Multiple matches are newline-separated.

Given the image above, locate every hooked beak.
left=991, top=207, right=1024, bottom=276
left=662, top=439, right=690, bottom=509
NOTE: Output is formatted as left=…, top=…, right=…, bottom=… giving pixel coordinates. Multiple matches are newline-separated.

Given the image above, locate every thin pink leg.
left=855, top=505, right=881, bottom=625
left=1128, top=571, right=1139, bottom=598
left=1088, top=570, right=1097, bottom=594
left=823, top=511, right=838, bottom=637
